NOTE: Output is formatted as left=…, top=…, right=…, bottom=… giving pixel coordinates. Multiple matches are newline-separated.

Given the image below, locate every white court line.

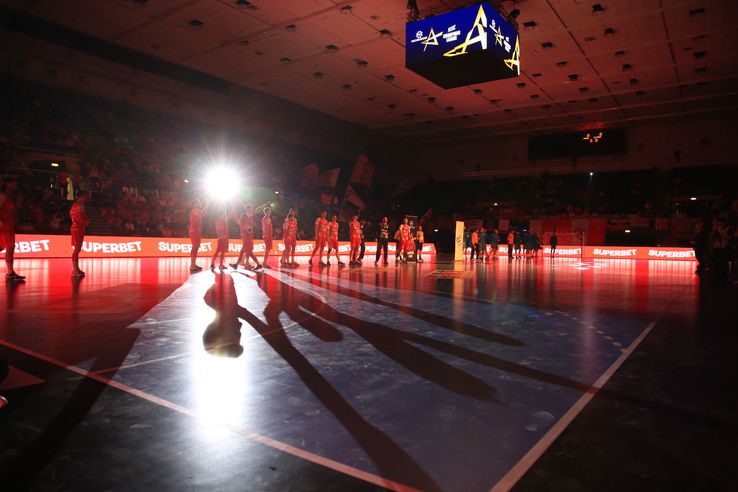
left=0, top=337, right=422, bottom=492
left=489, top=278, right=694, bottom=492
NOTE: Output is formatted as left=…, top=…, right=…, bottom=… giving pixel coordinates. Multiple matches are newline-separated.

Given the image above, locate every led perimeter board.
left=405, top=2, right=521, bottom=89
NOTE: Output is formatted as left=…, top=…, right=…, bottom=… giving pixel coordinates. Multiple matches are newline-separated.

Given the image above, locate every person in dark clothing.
left=692, top=222, right=709, bottom=274
left=489, top=229, right=500, bottom=259
left=550, top=231, right=558, bottom=258
left=358, top=220, right=367, bottom=261
left=531, top=231, right=541, bottom=259
left=513, top=230, right=522, bottom=259
left=375, top=216, right=390, bottom=266
left=477, top=226, right=487, bottom=261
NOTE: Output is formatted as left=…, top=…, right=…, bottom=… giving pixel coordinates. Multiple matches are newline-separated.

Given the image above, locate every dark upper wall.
left=0, top=6, right=383, bottom=162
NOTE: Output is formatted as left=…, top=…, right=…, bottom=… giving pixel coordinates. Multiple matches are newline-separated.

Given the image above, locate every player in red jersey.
left=308, top=211, right=330, bottom=266
left=261, top=207, right=273, bottom=268
left=70, top=194, right=90, bottom=277
left=189, top=199, right=208, bottom=272
left=231, top=203, right=262, bottom=270
left=281, top=208, right=298, bottom=267
left=210, top=206, right=230, bottom=271
left=326, top=214, right=345, bottom=266
left=0, top=180, right=24, bottom=281
left=349, top=215, right=362, bottom=266
left=398, top=217, right=412, bottom=263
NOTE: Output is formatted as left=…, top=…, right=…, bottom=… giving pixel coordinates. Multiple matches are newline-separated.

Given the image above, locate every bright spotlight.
left=274, top=190, right=279, bottom=195
left=690, top=197, right=697, bottom=201
left=184, top=179, right=189, bottom=183
left=589, top=171, right=594, bottom=176
left=206, top=167, right=240, bottom=201
left=625, top=229, right=631, bottom=233
left=50, top=162, right=60, bottom=168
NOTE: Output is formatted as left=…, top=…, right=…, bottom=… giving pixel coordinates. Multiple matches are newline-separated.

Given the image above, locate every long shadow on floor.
left=2, top=277, right=143, bottom=489
left=280, top=269, right=593, bottom=394
left=203, top=271, right=451, bottom=491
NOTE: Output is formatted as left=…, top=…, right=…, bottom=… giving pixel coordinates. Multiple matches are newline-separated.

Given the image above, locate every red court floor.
left=1, top=256, right=736, bottom=491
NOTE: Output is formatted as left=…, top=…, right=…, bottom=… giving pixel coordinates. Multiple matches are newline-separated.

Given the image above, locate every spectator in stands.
left=507, top=230, right=514, bottom=259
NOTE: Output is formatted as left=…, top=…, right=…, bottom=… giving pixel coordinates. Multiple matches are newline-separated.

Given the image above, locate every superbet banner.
left=2, top=235, right=437, bottom=259
left=486, top=245, right=695, bottom=261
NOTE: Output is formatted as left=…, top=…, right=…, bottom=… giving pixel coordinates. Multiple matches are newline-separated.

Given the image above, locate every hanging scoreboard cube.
left=405, top=2, right=521, bottom=89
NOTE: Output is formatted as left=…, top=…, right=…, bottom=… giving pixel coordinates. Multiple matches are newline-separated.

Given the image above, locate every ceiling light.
left=523, top=21, right=537, bottom=30
left=189, top=19, right=204, bottom=28
left=312, top=71, right=323, bottom=79
left=603, top=27, right=615, bottom=35
left=624, top=229, right=631, bottom=233
left=592, top=4, right=605, bottom=14
left=325, top=44, right=338, bottom=52
left=340, top=5, right=352, bottom=14
left=541, top=41, right=554, bottom=49
left=379, top=29, right=392, bottom=38
left=50, top=162, right=59, bottom=167
left=284, top=24, right=296, bottom=32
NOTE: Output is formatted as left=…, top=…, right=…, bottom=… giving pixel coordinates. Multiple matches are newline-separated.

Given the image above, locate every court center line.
left=0, top=337, right=422, bottom=492
left=488, top=278, right=695, bottom=492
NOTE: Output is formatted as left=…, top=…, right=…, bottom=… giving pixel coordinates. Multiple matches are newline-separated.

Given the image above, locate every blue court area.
left=101, top=258, right=693, bottom=492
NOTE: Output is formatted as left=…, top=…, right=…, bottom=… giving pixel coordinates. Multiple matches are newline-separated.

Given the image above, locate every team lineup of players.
left=188, top=200, right=425, bottom=272
left=1, top=180, right=426, bottom=280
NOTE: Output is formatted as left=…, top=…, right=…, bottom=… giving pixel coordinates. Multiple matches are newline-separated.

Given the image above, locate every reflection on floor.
left=1, top=256, right=735, bottom=491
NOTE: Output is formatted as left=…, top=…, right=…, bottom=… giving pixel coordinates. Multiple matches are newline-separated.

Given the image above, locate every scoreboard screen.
left=405, top=2, right=520, bottom=89
left=528, top=129, right=627, bottom=160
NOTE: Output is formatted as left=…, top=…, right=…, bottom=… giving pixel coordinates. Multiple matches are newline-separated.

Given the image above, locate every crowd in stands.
left=2, top=75, right=737, bottom=254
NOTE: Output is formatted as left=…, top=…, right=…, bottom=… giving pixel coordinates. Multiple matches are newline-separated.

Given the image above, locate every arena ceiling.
left=3, top=0, right=738, bottom=143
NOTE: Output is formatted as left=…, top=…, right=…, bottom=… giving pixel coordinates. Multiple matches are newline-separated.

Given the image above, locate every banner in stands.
left=1, top=235, right=437, bottom=259
left=480, top=245, right=695, bottom=261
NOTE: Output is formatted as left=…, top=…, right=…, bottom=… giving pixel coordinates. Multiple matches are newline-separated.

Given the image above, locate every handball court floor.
left=1, top=256, right=737, bottom=491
